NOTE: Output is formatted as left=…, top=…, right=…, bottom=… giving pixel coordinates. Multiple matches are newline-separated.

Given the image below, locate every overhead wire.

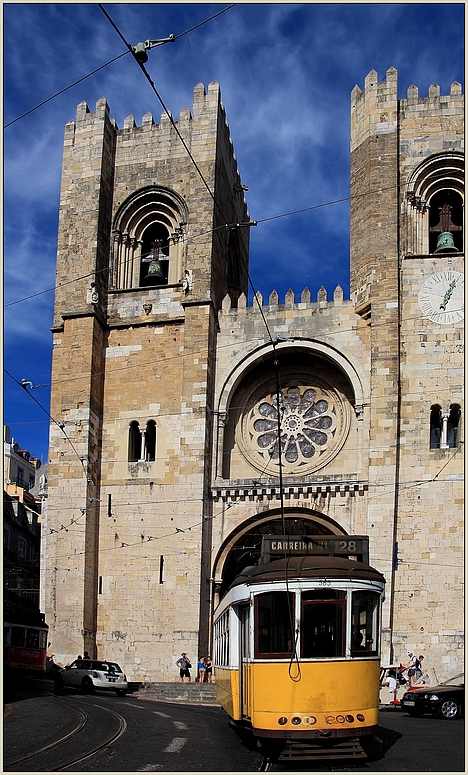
left=4, top=4, right=236, bottom=129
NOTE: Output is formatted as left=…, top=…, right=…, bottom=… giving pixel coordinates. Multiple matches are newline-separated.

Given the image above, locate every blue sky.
left=4, top=3, right=464, bottom=463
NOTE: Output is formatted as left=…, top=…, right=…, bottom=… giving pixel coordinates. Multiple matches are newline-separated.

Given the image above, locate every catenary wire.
left=5, top=172, right=460, bottom=309
left=4, top=5, right=236, bottom=129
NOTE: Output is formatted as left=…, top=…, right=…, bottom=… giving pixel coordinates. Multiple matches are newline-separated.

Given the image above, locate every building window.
left=17, top=538, right=26, bottom=560
left=430, top=404, right=442, bottom=449
left=405, top=152, right=464, bottom=256
left=447, top=404, right=461, bottom=448
left=17, top=467, right=24, bottom=487
left=128, top=420, right=156, bottom=462
left=110, top=186, right=187, bottom=290
left=128, top=421, right=141, bottom=462
left=430, top=403, right=461, bottom=449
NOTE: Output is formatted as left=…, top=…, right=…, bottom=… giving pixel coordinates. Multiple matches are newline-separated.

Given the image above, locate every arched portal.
left=213, top=509, right=347, bottom=600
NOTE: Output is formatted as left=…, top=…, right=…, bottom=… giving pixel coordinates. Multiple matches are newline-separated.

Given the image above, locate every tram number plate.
left=318, top=579, right=331, bottom=586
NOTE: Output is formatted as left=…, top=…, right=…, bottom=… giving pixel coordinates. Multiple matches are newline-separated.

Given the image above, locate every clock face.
left=418, top=270, right=464, bottom=325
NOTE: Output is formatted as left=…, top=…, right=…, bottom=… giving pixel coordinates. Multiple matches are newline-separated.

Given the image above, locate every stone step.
left=132, top=681, right=218, bottom=705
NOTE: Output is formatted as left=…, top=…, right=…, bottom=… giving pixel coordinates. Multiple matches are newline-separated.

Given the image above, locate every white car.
left=54, top=659, right=128, bottom=696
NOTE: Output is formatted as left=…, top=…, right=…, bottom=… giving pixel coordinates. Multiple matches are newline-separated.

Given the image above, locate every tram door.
left=240, top=605, right=250, bottom=719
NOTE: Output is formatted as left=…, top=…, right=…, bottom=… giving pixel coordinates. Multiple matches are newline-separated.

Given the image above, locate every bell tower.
left=45, top=83, right=250, bottom=672
left=350, top=69, right=464, bottom=665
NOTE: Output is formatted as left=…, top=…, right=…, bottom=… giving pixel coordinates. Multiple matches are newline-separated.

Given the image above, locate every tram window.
left=351, top=592, right=380, bottom=655
left=255, top=592, right=294, bottom=657
left=26, top=629, right=39, bottom=648
left=302, top=590, right=346, bottom=600
left=39, top=630, right=47, bottom=650
left=11, top=627, right=26, bottom=647
left=301, top=598, right=345, bottom=658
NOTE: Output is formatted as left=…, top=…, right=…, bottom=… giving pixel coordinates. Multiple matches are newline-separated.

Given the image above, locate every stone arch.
left=110, top=186, right=188, bottom=289
left=214, top=339, right=367, bottom=481
left=405, top=152, right=464, bottom=255
left=212, top=507, right=347, bottom=599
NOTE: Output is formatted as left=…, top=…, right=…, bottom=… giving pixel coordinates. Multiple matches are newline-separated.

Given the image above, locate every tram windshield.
left=351, top=591, right=380, bottom=655
left=301, top=590, right=346, bottom=658
left=255, top=592, right=294, bottom=657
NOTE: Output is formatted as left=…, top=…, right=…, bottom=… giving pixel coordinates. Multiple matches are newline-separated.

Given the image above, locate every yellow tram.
left=213, top=535, right=385, bottom=761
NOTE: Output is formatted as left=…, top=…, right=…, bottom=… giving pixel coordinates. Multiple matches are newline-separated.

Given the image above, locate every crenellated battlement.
left=351, top=68, right=464, bottom=154
left=220, top=284, right=348, bottom=314
left=67, top=81, right=232, bottom=141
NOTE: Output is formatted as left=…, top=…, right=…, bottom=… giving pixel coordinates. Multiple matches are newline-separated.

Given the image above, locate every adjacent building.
left=4, top=426, right=43, bottom=626
left=44, top=69, right=463, bottom=681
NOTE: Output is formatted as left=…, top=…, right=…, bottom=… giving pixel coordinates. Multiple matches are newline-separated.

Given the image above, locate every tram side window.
left=26, top=629, right=39, bottom=648
left=255, top=592, right=294, bottom=657
left=301, top=592, right=346, bottom=658
left=214, top=610, right=230, bottom=667
left=351, top=592, right=380, bottom=655
left=11, top=627, right=26, bottom=647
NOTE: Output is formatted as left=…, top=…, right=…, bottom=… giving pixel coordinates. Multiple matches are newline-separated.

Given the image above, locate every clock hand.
left=440, top=279, right=457, bottom=311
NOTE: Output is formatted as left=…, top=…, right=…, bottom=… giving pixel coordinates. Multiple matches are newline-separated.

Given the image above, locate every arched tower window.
left=128, top=419, right=157, bottom=462
left=405, top=153, right=464, bottom=256
left=429, top=405, right=442, bottom=449
left=447, top=404, right=461, bottom=448
left=128, top=421, right=141, bottom=461
left=111, top=187, right=188, bottom=290
left=145, top=420, right=156, bottom=461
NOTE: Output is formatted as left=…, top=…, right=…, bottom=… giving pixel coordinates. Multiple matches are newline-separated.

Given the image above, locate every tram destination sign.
left=261, top=535, right=369, bottom=564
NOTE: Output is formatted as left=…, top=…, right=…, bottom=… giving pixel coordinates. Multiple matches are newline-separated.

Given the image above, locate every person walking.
left=176, top=652, right=192, bottom=682
left=406, top=652, right=422, bottom=686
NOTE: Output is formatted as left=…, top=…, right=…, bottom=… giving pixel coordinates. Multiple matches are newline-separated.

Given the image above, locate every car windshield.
left=92, top=661, right=122, bottom=673
left=442, top=674, right=464, bottom=687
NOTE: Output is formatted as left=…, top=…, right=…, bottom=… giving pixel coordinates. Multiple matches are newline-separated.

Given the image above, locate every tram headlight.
left=357, top=714, right=365, bottom=722
left=335, top=715, right=345, bottom=723
left=325, top=715, right=335, bottom=724
left=291, top=717, right=301, bottom=725
left=345, top=715, right=354, bottom=723
left=278, top=717, right=288, bottom=725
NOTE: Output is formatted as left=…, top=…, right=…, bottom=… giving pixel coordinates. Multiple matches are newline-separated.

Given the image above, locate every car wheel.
left=53, top=674, right=64, bottom=693
left=406, top=708, right=424, bottom=717
left=81, top=676, right=95, bottom=694
left=115, top=689, right=127, bottom=697
left=439, top=698, right=460, bottom=719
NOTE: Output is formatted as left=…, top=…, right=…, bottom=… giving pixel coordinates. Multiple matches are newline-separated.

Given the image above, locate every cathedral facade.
left=44, top=68, right=463, bottom=682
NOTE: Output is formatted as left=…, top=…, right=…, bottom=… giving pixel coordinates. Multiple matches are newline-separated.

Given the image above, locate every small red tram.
left=4, top=616, right=49, bottom=672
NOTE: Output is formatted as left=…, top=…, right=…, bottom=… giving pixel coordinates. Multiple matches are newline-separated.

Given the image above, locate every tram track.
left=4, top=694, right=127, bottom=772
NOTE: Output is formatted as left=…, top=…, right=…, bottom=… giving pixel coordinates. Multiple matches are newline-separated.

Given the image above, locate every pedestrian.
left=83, top=651, right=90, bottom=660
left=414, top=654, right=424, bottom=683
left=176, top=652, right=192, bottom=682
left=198, top=657, right=206, bottom=683
left=205, top=655, right=213, bottom=683
left=406, top=651, right=420, bottom=686
left=77, top=655, right=82, bottom=660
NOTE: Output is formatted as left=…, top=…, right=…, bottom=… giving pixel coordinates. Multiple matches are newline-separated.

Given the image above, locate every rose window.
left=240, top=380, right=349, bottom=475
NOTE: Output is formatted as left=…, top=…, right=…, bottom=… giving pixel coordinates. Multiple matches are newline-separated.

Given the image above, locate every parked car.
left=53, top=659, right=128, bottom=696
left=401, top=673, right=464, bottom=719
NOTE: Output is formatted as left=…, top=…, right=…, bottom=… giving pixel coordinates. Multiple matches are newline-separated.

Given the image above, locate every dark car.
left=401, top=673, right=464, bottom=719
left=54, top=659, right=128, bottom=696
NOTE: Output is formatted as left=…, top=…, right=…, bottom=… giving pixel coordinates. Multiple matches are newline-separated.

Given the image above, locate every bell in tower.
left=142, top=240, right=167, bottom=285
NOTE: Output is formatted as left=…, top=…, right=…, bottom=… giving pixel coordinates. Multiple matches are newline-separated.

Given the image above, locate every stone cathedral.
left=44, top=68, right=464, bottom=682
